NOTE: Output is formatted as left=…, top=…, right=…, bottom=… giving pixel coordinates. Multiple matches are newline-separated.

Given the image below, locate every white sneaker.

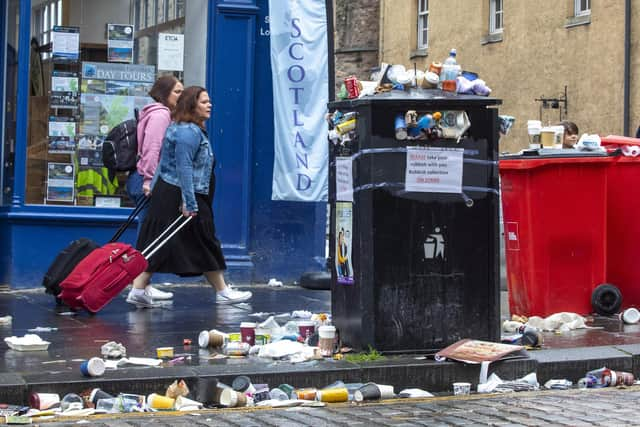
left=216, top=285, right=252, bottom=305
left=126, top=290, right=160, bottom=308
left=145, top=285, right=173, bottom=300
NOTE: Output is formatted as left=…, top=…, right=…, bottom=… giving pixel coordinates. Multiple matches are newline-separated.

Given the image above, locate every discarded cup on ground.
left=316, top=387, right=349, bottom=403
left=80, top=357, right=106, bottom=377
left=240, top=322, right=256, bottom=346
left=175, top=395, right=203, bottom=410
left=95, top=397, right=120, bottom=413
left=318, top=325, right=336, bottom=356
left=219, top=388, right=249, bottom=407
left=232, top=375, right=256, bottom=395
left=198, top=329, right=227, bottom=348
left=452, top=382, right=471, bottom=395
left=291, top=388, right=317, bottom=400
left=620, top=308, right=640, bottom=324
left=354, top=383, right=379, bottom=401
left=252, top=384, right=270, bottom=402
left=147, top=393, right=175, bottom=410
left=30, top=392, right=60, bottom=410
left=298, top=320, right=316, bottom=340
left=269, top=387, right=289, bottom=400
left=60, top=393, right=84, bottom=412
left=89, top=388, right=114, bottom=406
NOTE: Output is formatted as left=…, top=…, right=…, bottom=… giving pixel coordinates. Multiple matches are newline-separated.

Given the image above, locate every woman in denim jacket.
left=126, top=86, right=252, bottom=307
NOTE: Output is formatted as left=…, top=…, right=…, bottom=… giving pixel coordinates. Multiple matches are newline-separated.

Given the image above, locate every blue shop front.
left=0, top=0, right=326, bottom=289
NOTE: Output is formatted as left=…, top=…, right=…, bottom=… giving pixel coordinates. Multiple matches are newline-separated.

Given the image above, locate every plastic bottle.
left=580, top=367, right=614, bottom=388
left=440, top=49, right=460, bottom=92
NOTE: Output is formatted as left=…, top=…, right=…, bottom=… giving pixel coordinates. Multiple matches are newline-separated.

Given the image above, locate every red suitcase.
left=58, top=215, right=192, bottom=313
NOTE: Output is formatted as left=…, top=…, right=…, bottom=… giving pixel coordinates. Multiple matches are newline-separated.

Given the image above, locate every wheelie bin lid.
left=499, top=148, right=614, bottom=170
left=328, top=88, right=502, bottom=109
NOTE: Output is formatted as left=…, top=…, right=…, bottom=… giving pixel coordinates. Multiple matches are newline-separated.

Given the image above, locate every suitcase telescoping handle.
left=140, top=214, right=193, bottom=259
left=109, top=197, right=151, bottom=243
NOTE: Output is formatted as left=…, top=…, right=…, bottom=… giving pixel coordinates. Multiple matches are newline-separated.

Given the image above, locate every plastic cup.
left=240, top=322, right=256, bottom=346
left=174, top=395, right=203, bottom=410
left=146, top=393, right=175, bottom=410
left=95, top=397, right=119, bottom=413
left=452, top=382, right=471, bottom=395
left=318, top=325, right=336, bottom=356
left=540, top=127, right=555, bottom=147
left=298, top=320, right=315, bottom=340
left=79, top=357, right=105, bottom=377
left=269, top=387, right=289, bottom=400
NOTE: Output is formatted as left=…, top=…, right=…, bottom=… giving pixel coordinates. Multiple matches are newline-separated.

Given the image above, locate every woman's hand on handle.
left=181, top=203, right=197, bottom=218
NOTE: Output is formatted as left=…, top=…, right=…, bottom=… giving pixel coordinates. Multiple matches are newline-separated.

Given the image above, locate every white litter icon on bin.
left=424, top=227, right=445, bottom=259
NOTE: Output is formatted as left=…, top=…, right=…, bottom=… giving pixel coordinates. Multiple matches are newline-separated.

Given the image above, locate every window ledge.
left=481, top=32, right=503, bottom=45
left=565, top=14, right=591, bottom=28
left=410, top=48, right=428, bottom=59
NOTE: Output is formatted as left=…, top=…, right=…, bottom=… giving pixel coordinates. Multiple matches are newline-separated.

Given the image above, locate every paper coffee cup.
left=318, top=325, right=336, bottom=356
left=232, top=375, right=256, bottom=395
left=298, top=320, right=316, bottom=339
left=316, top=387, right=349, bottom=402
left=354, top=383, right=381, bottom=402
left=240, top=322, right=256, bottom=346
left=452, top=382, right=471, bottom=395
left=220, top=388, right=248, bottom=407
left=621, top=308, right=640, bottom=324
left=29, top=392, right=60, bottom=410
left=376, top=384, right=395, bottom=399
left=147, top=393, right=175, bottom=410
left=175, top=395, right=203, bottom=410
left=80, top=357, right=105, bottom=377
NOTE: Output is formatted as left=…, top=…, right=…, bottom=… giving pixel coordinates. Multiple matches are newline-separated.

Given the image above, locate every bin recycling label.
left=405, top=147, right=463, bottom=193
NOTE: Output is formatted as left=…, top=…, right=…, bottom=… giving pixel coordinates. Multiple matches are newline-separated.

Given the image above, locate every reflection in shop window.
left=24, top=0, right=199, bottom=208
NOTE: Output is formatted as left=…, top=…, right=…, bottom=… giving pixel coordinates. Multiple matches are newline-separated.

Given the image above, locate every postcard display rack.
left=41, top=24, right=155, bottom=207
left=45, top=26, right=81, bottom=204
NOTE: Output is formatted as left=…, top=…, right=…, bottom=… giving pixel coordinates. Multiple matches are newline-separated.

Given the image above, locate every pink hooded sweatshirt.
left=136, top=102, right=172, bottom=188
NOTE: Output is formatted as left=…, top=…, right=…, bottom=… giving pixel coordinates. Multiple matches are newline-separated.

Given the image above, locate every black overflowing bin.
left=328, top=90, right=502, bottom=352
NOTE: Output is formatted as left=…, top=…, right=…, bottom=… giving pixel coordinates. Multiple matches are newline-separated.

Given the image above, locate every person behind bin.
left=125, top=75, right=183, bottom=302
left=559, top=120, right=579, bottom=149
left=126, top=86, right=252, bottom=308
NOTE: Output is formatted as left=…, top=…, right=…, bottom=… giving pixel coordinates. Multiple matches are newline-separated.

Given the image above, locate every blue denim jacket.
left=154, top=122, right=213, bottom=212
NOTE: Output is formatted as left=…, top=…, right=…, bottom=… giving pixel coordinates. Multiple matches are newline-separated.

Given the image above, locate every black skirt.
left=136, top=176, right=226, bottom=275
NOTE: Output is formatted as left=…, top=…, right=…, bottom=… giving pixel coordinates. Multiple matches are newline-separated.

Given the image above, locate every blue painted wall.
left=0, top=0, right=326, bottom=289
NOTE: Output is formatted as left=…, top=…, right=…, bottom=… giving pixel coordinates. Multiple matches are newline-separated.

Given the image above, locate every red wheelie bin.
left=500, top=153, right=610, bottom=317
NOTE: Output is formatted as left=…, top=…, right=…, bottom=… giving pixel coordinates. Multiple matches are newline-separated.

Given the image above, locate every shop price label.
left=405, top=146, right=463, bottom=193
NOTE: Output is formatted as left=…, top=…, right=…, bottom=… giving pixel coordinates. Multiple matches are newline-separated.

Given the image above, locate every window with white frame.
left=417, top=0, right=429, bottom=49
left=32, top=0, right=62, bottom=57
left=490, top=0, right=503, bottom=34
left=575, top=0, right=590, bottom=16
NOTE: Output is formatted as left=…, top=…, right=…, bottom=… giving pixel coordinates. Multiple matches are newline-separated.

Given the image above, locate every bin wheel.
left=591, top=283, right=622, bottom=316
left=300, top=271, right=331, bottom=290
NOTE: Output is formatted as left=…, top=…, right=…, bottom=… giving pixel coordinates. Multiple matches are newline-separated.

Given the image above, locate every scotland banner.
left=269, top=0, right=328, bottom=202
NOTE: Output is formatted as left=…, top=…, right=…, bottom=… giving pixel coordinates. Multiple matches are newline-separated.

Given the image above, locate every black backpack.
left=102, top=109, right=139, bottom=174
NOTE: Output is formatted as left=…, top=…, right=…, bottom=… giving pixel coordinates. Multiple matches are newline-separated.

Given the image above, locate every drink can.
left=222, top=341, right=250, bottom=356
left=344, top=76, right=360, bottom=99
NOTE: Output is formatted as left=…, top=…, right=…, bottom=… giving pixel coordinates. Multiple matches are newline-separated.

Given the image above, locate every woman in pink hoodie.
left=125, top=74, right=183, bottom=300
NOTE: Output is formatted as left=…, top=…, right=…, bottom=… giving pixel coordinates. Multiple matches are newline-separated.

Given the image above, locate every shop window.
left=575, top=0, right=591, bottom=16
left=2, top=1, right=20, bottom=206
left=32, top=0, right=63, bottom=59
left=417, top=0, right=429, bottom=50
left=489, top=0, right=503, bottom=34
left=24, top=0, right=202, bottom=208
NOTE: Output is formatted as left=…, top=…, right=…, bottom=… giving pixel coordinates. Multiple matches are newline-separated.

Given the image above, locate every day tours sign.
left=269, top=0, right=328, bottom=202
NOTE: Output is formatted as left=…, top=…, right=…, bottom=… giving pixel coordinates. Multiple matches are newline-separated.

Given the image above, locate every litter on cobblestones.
left=267, top=278, right=284, bottom=287
left=100, top=341, right=126, bottom=358
left=0, top=315, right=12, bottom=325
left=26, top=326, right=57, bottom=333
left=435, top=339, right=526, bottom=363
left=578, top=367, right=635, bottom=388
left=477, top=372, right=539, bottom=393
left=619, top=307, right=640, bottom=324
left=398, top=388, right=434, bottom=398
left=543, top=379, right=573, bottom=390
left=506, top=312, right=589, bottom=333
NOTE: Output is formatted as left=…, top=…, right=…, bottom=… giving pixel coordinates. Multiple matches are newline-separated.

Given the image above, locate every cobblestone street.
left=37, top=386, right=640, bottom=426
